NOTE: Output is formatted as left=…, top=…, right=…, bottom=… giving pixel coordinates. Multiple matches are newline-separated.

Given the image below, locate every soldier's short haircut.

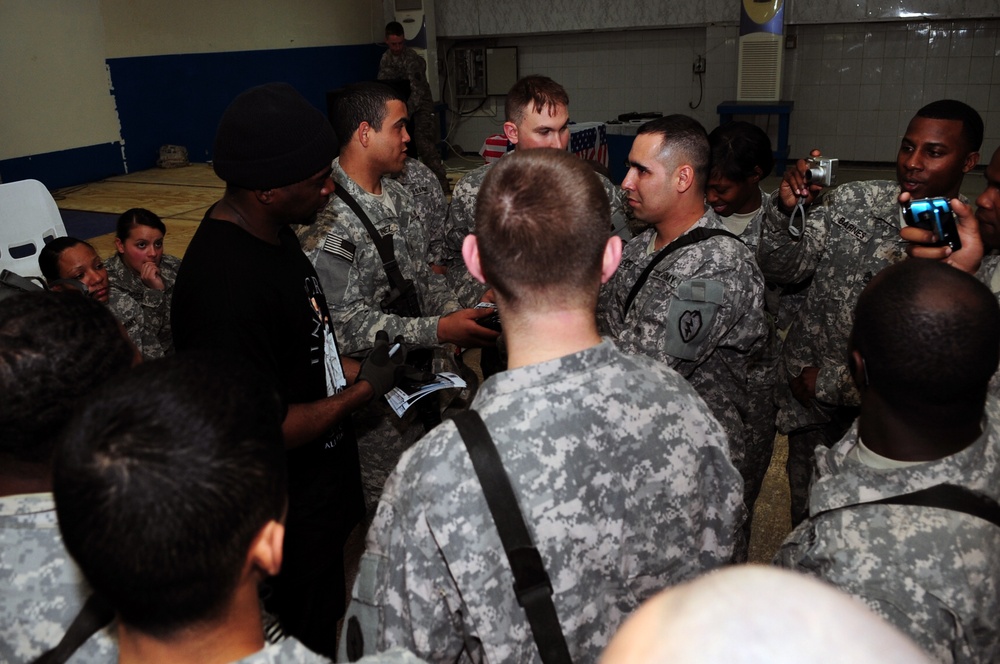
left=708, top=121, right=774, bottom=183
left=637, top=115, right=710, bottom=190
left=851, top=259, right=1000, bottom=414
left=474, top=148, right=609, bottom=310
left=0, top=291, right=133, bottom=463
left=116, top=207, right=166, bottom=243
left=53, top=354, right=287, bottom=638
left=914, top=99, right=984, bottom=154
left=329, top=81, right=405, bottom=146
left=385, top=21, right=404, bottom=37
left=505, top=75, right=570, bottom=125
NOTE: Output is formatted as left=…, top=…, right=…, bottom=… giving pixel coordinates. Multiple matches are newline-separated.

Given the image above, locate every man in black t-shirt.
left=172, top=82, right=403, bottom=657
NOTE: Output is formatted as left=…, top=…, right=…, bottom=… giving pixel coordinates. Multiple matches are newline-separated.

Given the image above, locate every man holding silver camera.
left=759, top=99, right=983, bottom=525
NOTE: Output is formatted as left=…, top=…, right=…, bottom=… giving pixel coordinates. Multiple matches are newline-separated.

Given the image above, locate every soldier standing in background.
left=378, top=21, right=450, bottom=193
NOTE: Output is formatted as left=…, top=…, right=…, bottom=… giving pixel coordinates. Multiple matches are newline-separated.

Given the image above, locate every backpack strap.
left=334, top=182, right=411, bottom=297
left=852, top=484, right=1000, bottom=528
left=31, top=594, right=114, bottom=664
left=450, top=410, right=572, bottom=664
left=623, top=227, right=739, bottom=317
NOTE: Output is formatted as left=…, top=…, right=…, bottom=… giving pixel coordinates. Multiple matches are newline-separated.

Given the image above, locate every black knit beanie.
left=212, top=82, right=336, bottom=190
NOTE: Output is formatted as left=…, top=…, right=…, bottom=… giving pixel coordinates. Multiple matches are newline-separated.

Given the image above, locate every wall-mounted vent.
left=737, top=33, right=784, bottom=101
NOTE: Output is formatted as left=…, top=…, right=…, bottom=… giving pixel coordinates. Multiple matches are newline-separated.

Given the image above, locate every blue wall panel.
left=109, top=43, right=383, bottom=172
left=0, top=43, right=382, bottom=190
left=0, top=142, right=125, bottom=190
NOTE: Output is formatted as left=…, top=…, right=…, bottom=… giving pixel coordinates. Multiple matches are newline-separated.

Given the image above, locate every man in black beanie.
left=171, top=82, right=404, bottom=657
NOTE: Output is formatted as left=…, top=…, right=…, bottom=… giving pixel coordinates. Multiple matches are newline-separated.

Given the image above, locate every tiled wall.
left=445, top=19, right=1000, bottom=167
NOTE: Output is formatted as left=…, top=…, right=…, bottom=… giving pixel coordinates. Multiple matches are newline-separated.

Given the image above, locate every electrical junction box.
left=486, top=47, right=518, bottom=96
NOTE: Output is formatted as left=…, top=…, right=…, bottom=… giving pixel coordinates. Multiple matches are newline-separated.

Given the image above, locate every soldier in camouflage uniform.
left=106, top=254, right=179, bottom=359
left=442, top=75, right=630, bottom=307
left=902, top=144, right=1000, bottom=398
left=340, top=149, right=743, bottom=663
left=0, top=292, right=132, bottom=663
left=760, top=100, right=983, bottom=525
left=598, top=116, right=767, bottom=522
left=775, top=260, right=1000, bottom=664
left=394, top=156, right=448, bottom=267
left=706, top=121, right=795, bottom=559
left=301, top=83, right=498, bottom=513
left=379, top=21, right=449, bottom=193
left=105, top=207, right=179, bottom=359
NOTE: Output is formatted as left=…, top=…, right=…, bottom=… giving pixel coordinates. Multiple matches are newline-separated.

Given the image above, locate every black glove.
left=357, top=331, right=406, bottom=398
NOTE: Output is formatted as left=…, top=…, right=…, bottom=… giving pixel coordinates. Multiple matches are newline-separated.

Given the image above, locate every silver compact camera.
left=804, top=157, right=838, bottom=187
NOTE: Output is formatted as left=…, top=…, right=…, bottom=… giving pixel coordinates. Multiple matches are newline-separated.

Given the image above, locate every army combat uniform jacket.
left=298, top=160, right=462, bottom=355
left=378, top=47, right=434, bottom=117
left=340, top=340, right=744, bottom=664
left=775, top=398, right=1000, bottom=664
left=106, top=252, right=179, bottom=359
left=0, top=493, right=115, bottom=663
left=759, top=180, right=912, bottom=433
left=597, top=212, right=767, bottom=467
left=394, top=157, right=447, bottom=266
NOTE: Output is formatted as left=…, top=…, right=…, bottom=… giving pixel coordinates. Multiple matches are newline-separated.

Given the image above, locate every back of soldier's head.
left=504, top=75, right=569, bottom=125
left=600, top=566, right=932, bottom=664
left=0, top=291, right=134, bottom=465
left=474, top=148, right=609, bottom=311
left=851, top=259, right=1000, bottom=416
left=637, top=115, right=710, bottom=190
left=53, top=354, right=286, bottom=638
left=708, top=121, right=774, bottom=182
left=329, top=81, right=404, bottom=145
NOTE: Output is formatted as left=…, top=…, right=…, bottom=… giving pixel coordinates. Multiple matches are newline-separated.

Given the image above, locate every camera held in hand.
left=900, top=197, right=962, bottom=251
left=474, top=302, right=501, bottom=332
left=804, top=157, right=838, bottom=187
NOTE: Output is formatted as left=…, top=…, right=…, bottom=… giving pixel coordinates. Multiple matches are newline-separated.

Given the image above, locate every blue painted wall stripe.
left=0, top=43, right=382, bottom=190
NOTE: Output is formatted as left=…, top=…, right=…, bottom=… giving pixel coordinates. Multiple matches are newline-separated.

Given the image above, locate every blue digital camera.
left=900, top=197, right=961, bottom=251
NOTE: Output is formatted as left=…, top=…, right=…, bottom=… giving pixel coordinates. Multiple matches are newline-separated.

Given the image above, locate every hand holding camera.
left=900, top=197, right=962, bottom=251
left=900, top=196, right=982, bottom=275
left=777, top=149, right=837, bottom=216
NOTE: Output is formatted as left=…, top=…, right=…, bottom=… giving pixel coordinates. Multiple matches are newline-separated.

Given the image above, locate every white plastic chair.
left=0, top=179, right=67, bottom=278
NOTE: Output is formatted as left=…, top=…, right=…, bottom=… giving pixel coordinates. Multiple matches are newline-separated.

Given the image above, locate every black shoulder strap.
left=31, top=594, right=115, bottom=664
left=865, top=484, right=1000, bottom=529
left=334, top=181, right=410, bottom=294
left=623, top=228, right=739, bottom=317
left=450, top=410, right=572, bottom=664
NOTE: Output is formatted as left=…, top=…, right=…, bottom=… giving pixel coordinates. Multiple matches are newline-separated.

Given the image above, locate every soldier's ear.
left=601, top=236, right=622, bottom=284
left=503, top=121, right=519, bottom=145
left=358, top=121, right=373, bottom=148
left=462, top=234, right=487, bottom=284
left=849, top=350, right=869, bottom=389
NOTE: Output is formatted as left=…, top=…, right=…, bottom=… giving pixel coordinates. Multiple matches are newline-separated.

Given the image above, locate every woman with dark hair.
left=106, top=208, right=181, bottom=358
left=37, top=237, right=110, bottom=303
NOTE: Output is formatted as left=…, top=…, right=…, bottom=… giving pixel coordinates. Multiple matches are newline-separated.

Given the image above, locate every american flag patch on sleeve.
left=321, top=234, right=356, bottom=263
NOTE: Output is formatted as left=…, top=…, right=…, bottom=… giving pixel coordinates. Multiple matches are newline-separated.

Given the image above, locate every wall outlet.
left=693, top=55, right=706, bottom=74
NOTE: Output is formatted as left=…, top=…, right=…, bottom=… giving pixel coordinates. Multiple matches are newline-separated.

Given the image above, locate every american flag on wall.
left=569, top=123, right=609, bottom=167
left=479, top=123, right=609, bottom=166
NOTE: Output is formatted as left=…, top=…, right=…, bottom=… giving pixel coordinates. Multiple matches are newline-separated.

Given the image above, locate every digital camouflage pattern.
left=394, top=157, right=447, bottom=265
left=341, top=340, right=744, bottom=664
left=758, top=180, right=914, bottom=433
left=597, top=213, right=767, bottom=472
left=297, top=159, right=462, bottom=355
left=106, top=252, right=179, bottom=359
left=976, top=256, right=1000, bottom=399
left=442, top=159, right=631, bottom=307
left=1, top=493, right=115, bottom=663
left=378, top=47, right=448, bottom=190
left=775, top=398, right=1000, bottom=664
